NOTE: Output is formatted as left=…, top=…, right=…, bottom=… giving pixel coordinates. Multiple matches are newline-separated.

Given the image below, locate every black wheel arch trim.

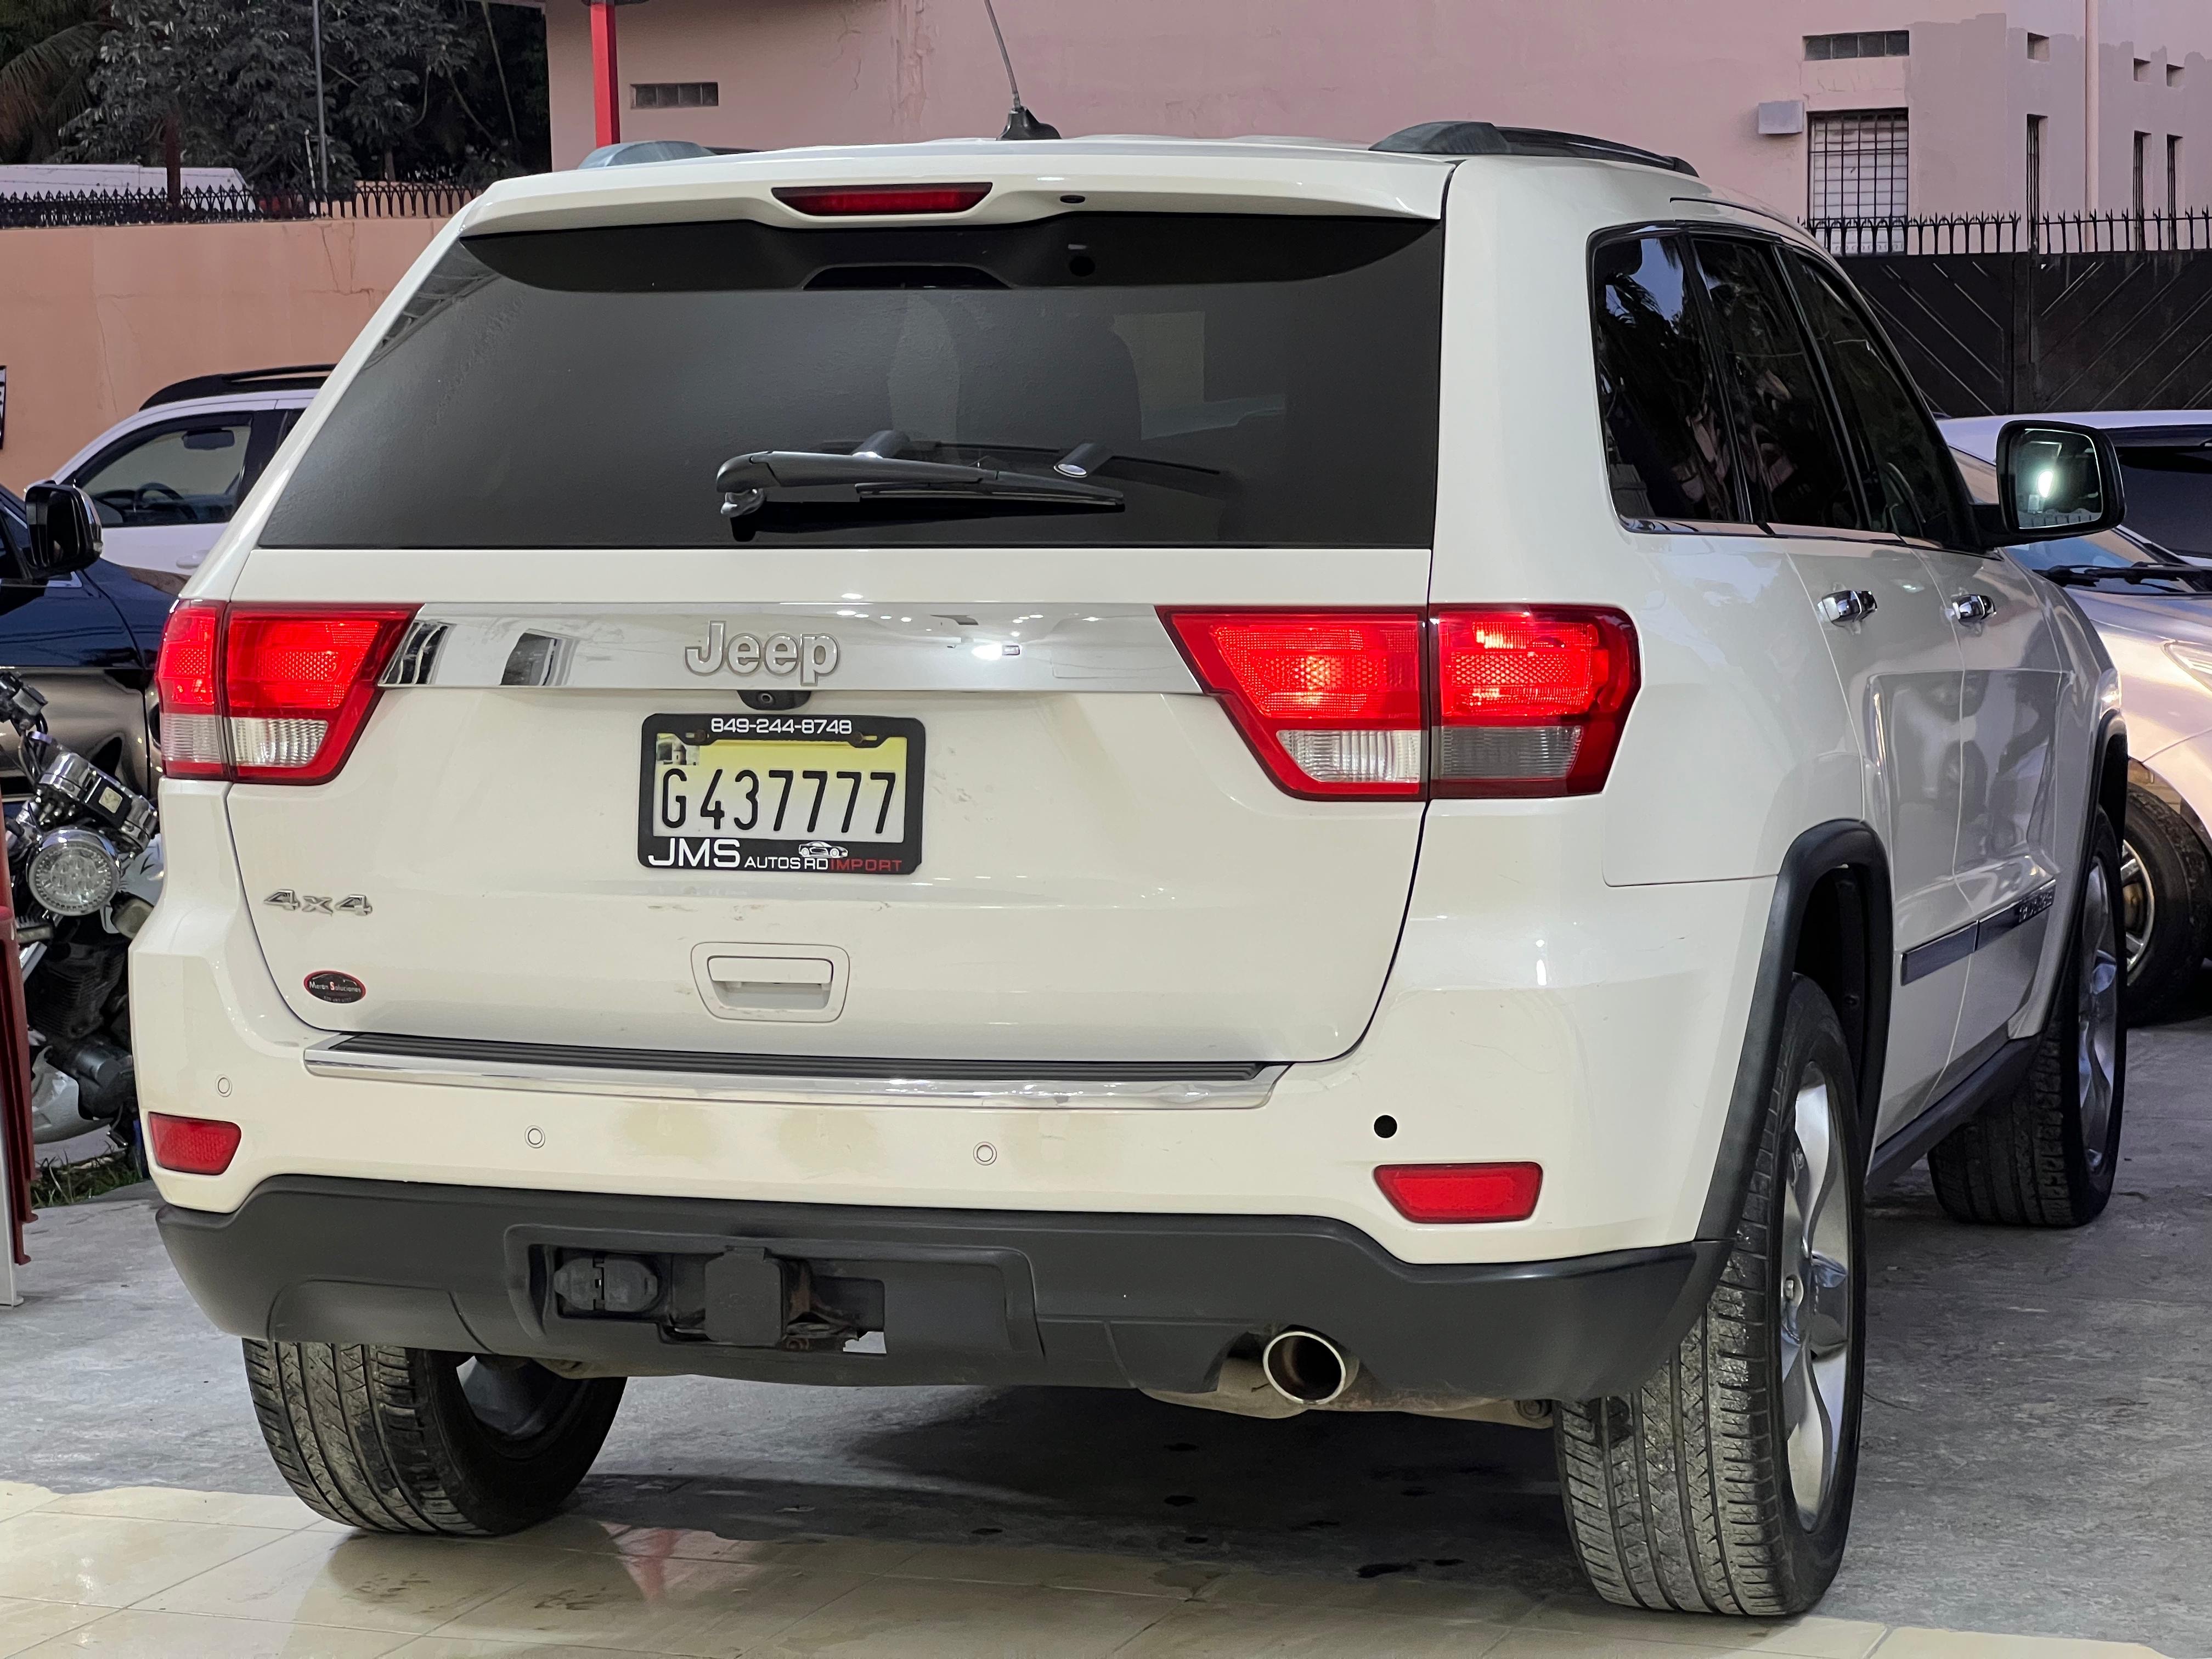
left=1696, top=820, right=1893, bottom=1245
left=2097, top=712, right=2129, bottom=845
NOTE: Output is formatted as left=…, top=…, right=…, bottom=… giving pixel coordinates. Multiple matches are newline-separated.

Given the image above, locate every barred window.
left=1805, top=31, right=1910, bottom=60
left=1809, top=109, right=1909, bottom=237
left=633, top=82, right=719, bottom=110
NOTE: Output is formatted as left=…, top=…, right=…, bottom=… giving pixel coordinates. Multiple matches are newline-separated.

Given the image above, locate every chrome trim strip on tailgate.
left=381, top=604, right=1198, bottom=693
left=303, top=1033, right=1285, bottom=1109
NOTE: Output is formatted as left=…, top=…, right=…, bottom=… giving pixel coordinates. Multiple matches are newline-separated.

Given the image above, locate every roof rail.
left=1373, top=121, right=1697, bottom=178
left=142, top=365, right=332, bottom=410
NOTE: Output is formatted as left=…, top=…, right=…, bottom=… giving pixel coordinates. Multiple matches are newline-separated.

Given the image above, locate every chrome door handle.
left=1817, top=589, right=1878, bottom=625
left=1945, top=592, right=1996, bottom=624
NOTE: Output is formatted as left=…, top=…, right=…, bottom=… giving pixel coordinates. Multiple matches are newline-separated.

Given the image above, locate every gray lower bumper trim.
left=159, top=1177, right=1717, bottom=1401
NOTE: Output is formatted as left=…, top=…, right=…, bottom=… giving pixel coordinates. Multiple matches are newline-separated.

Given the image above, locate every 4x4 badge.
left=265, top=890, right=373, bottom=917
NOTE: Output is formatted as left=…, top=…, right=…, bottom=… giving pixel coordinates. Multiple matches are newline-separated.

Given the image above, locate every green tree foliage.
left=62, top=0, right=546, bottom=186
left=0, top=0, right=108, bottom=163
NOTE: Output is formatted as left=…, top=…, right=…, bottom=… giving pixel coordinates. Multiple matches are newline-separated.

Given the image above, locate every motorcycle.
left=0, top=670, right=161, bottom=1158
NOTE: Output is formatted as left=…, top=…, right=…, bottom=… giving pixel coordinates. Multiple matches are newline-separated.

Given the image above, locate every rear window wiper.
left=717, top=432, right=1122, bottom=521
left=2036, top=562, right=2212, bottom=591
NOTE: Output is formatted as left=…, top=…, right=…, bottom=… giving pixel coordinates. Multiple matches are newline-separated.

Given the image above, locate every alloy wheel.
left=2118, top=840, right=2154, bottom=980
left=456, top=1356, right=576, bottom=1452
left=1777, top=1065, right=1853, bottom=1529
left=2077, top=859, right=2123, bottom=1173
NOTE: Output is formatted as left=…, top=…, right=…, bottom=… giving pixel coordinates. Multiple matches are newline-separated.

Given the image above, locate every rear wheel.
left=242, top=1341, right=624, bottom=1535
left=2117, top=783, right=2211, bottom=1024
left=1929, top=810, right=2126, bottom=1228
left=1555, top=976, right=1864, bottom=1616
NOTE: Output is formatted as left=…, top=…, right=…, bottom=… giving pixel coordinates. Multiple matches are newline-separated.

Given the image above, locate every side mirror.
left=21, top=483, right=104, bottom=579
left=1980, top=421, right=2126, bottom=546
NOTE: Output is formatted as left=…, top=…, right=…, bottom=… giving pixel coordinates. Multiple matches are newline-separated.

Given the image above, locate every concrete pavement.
left=2, top=1001, right=2207, bottom=1654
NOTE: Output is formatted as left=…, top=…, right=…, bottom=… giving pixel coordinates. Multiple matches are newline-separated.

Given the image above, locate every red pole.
left=590, top=1, right=622, bottom=149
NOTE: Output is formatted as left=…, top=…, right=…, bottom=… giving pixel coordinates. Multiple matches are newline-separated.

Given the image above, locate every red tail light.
left=148, top=1113, right=242, bottom=1177
left=773, top=183, right=992, bottom=216
left=1375, top=1162, right=1543, bottom=1223
left=1163, top=606, right=1637, bottom=800
left=1165, top=611, right=1423, bottom=799
left=1432, top=608, right=1639, bottom=798
left=153, top=601, right=225, bottom=778
left=155, top=603, right=417, bottom=785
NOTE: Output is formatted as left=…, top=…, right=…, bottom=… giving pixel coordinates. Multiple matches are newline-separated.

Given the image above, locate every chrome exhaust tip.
left=1260, top=1329, right=1357, bottom=1407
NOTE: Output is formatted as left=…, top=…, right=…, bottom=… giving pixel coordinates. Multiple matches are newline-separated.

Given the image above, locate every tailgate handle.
left=704, top=955, right=836, bottom=1012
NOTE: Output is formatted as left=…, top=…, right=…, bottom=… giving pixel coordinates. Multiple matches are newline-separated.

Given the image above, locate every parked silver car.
left=1948, top=421, right=2212, bottom=1018
left=40, top=367, right=326, bottom=594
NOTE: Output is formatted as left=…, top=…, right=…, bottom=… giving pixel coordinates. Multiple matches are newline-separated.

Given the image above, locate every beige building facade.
left=543, top=0, right=2212, bottom=222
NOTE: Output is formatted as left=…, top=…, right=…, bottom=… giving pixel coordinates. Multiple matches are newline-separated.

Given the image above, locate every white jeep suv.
left=136, top=123, right=2130, bottom=1617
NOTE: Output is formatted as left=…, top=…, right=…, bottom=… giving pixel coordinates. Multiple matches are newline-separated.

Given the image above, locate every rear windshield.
left=262, top=212, right=1443, bottom=549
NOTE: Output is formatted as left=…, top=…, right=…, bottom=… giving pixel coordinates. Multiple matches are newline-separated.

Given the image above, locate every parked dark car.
left=0, top=484, right=172, bottom=795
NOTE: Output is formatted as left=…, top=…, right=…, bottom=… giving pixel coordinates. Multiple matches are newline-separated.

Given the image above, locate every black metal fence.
left=1836, top=246, right=2212, bottom=416
left=0, top=180, right=477, bottom=230
left=1808, top=209, right=2212, bottom=256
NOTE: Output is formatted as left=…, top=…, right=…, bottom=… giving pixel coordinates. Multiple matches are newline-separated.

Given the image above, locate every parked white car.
left=1945, top=418, right=2212, bottom=1020
left=42, top=368, right=323, bottom=591
left=136, top=127, right=2131, bottom=1617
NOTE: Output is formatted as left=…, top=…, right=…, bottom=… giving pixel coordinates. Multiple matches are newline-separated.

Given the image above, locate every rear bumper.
left=157, top=1177, right=1718, bottom=1401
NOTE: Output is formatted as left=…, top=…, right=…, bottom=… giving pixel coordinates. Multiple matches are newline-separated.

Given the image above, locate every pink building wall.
left=0, top=218, right=445, bottom=492
left=543, top=0, right=2212, bottom=221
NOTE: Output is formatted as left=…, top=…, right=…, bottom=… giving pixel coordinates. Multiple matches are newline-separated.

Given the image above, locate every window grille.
left=633, top=82, right=719, bottom=110
left=1805, top=31, right=1910, bottom=60
left=2027, top=115, right=2045, bottom=222
left=1809, top=110, right=1909, bottom=239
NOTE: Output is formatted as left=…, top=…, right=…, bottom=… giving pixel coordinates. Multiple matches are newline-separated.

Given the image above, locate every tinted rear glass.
left=1692, top=236, right=1863, bottom=533
left=1590, top=234, right=1747, bottom=526
left=262, top=213, right=1443, bottom=549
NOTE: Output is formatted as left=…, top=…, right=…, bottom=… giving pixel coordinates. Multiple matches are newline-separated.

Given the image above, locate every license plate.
left=638, top=714, right=923, bottom=874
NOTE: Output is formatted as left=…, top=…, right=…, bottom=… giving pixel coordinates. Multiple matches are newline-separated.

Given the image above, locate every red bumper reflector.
left=1375, top=1162, right=1542, bottom=1223
left=773, top=183, right=992, bottom=216
left=148, top=1113, right=242, bottom=1177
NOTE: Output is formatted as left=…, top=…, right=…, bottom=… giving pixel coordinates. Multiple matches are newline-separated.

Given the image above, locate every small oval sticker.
left=304, top=970, right=366, bottom=1005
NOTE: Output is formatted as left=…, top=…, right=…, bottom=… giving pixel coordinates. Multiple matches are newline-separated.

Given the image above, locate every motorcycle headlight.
left=29, top=826, right=122, bottom=917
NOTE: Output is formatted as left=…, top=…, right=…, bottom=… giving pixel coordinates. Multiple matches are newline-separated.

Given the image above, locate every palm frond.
left=0, top=16, right=101, bottom=155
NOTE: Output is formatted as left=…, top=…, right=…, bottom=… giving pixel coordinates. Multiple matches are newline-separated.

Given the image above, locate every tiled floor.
left=0, top=1481, right=2170, bottom=1658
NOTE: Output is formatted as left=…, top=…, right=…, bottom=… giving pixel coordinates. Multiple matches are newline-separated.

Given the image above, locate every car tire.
left=1555, top=975, right=1864, bottom=1617
left=2117, top=784, right=2212, bottom=1025
left=1928, top=810, right=2126, bottom=1228
left=241, top=1340, right=624, bottom=1536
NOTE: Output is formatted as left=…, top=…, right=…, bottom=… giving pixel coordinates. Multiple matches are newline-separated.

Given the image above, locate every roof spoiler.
left=577, top=140, right=752, bottom=169
left=142, top=365, right=332, bottom=410
left=1374, top=121, right=1697, bottom=178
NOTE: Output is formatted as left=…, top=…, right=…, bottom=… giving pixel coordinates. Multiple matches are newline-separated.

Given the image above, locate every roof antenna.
left=983, top=0, right=1059, bottom=140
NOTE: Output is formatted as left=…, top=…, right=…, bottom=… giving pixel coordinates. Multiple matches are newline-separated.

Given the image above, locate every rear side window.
left=1590, top=235, right=1746, bottom=525
left=261, top=213, right=1443, bottom=549
left=1691, top=236, right=1863, bottom=533
left=1784, top=253, right=1971, bottom=548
